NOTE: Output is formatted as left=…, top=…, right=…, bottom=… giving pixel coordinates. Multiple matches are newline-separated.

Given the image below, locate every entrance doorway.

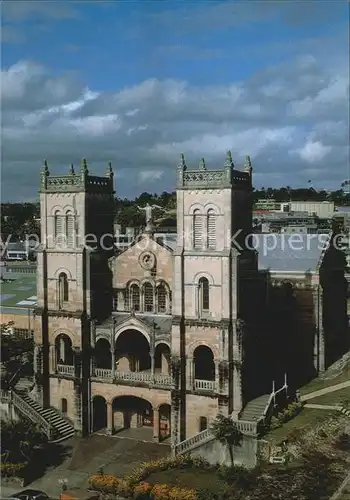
left=61, top=398, right=68, bottom=415
left=92, top=396, right=107, bottom=432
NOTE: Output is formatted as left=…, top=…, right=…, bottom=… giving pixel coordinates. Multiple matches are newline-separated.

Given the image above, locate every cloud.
left=1, top=25, right=26, bottom=44
left=2, top=1, right=79, bottom=21
left=1, top=47, right=349, bottom=201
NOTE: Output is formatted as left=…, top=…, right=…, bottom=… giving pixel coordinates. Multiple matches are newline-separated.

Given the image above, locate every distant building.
left=290, top=201, right=334, bottom=219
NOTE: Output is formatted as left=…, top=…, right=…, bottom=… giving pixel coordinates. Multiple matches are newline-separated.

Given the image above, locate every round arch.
left=155, top=279, right=171, bottom=293
left=126, top=279, right=141, bottom=288
left=114, top=325, right=150, bottom=344
left=62, top=204, right=76, bottom=214
left=52, top=329, right=75, bottom=344
left=203, top=202, right=222, bottom=215
left=139, top=278, right=156, bottom=287
left=188, top=203, right=204, bottom=215
left=193, top=272, right=214, bottom=286
left=193, top=345, right=215, bottom=381
left=111, top=395, right=153, bottom=430
left=188, top=341, right=219, bottom=360
left=54, top=267, right=73, bottom=280
left=50, top=205, right=63, bottom=216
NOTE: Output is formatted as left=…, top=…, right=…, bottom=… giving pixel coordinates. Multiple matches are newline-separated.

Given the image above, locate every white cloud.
left=1, top=48, right=348, bottom=200
left=292, top=140, right=332, bottom=163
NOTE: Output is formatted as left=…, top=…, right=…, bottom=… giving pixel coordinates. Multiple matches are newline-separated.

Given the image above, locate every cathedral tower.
left=171, top=152, right=257, bottom=444
left=33, top=160, right=115, bottom=435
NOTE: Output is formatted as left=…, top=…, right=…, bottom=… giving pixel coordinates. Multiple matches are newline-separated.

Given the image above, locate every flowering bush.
left=126, top=454, right=209, bottom=486
left=88, top=474, right=132, bottom=496
left=0, top=462, right=27, bottom=477
left=89, top=455, right=203, bottom=499
left=270, top=401, right=305, bottom=429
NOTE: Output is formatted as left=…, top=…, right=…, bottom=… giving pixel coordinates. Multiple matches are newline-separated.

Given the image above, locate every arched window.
left=143, top=282, right=154, bottom=313
left=193, top=345, right=215, bottom=381
left=156, top=284, right=167, bottom=313
left=198, top=277, right=209, bottom=313
left=199, top=416, right=208, bottom=432
left=58, top=272, right=69, bottom=308
left=193, top=209, right=203, bottom=250
left=206, top=209, right=216, bottom=249
left=130, top=284, right=140, bottom=312
left=65, top=210, right=74, bottom=247
left=54, top=211, right=63, bottom=240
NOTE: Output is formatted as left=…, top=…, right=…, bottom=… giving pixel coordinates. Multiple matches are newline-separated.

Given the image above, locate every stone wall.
left=190, top=434, right=258, bottom=469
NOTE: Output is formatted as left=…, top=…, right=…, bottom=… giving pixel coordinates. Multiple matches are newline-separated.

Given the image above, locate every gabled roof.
left=113, top=231, right=175, bottom=258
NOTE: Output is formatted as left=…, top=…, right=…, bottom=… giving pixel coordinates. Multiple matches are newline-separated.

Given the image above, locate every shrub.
left=88, top=474, right=133, bottom=496
left=0, top=462, right=27, bottom=478
left=334, top=433, right=350, bottom=451
left=133, top=481, right=152, bottom=499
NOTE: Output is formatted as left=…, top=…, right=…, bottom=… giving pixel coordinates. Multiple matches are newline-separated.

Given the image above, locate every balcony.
left=92, top=368, right=173, bottom=388
left=194, top=379, right=216, bottom=391
left=57, top=364, right=75, bottom=376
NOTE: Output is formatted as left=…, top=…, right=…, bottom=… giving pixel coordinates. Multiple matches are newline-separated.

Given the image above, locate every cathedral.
left=32, top=153, right=348, bottom=448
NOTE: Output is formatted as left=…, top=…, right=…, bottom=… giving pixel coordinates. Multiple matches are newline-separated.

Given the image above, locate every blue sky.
left=2, top=0, right=349, bottom=201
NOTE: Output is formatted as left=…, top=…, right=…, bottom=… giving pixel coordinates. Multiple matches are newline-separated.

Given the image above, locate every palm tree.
left=210, top=414, right=243, bottom=465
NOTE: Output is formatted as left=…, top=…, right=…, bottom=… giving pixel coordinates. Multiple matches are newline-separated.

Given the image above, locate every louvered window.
left=130, top=284, right=140, bottom=311
left=66, top=211, right=74, bottom=247
left=207, top=209, right=216, bottom=249
left=193, top=209, right=203, bottom=249
left=54, top=212, right=63, bottom=241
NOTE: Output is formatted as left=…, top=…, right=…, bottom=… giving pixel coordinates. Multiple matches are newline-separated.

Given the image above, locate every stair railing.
left=10, top=390, right=54, bottom=440
left=260, top=373, right=288, bottom=427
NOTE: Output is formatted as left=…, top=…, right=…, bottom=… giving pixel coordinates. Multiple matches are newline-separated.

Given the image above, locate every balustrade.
left=175, top=428, right=213, bottom=454
left=91, top=368, right=173, bottom=387
left=11, top=391, right=53, bottom=440
left=95, top=368, right=112, bottom=379
left=57, top=364, right=75, bottom=376
left=194, top=379, right=216, bottom=391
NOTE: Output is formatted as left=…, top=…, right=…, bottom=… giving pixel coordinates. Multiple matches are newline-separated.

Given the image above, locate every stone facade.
left=33, top=154, right=348, bottom=447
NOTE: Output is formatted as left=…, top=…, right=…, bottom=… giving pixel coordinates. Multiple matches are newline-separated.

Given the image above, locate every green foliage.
left=270, top=402, right=304, bottom=430
left=0, top=461, right=28, bottom=478
left=1, top=420, right=48, bottom=464
left=210, top=414, right=243, bottom=447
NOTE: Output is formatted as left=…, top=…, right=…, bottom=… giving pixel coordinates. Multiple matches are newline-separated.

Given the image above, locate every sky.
left=1, top=0, right=349, bottom=202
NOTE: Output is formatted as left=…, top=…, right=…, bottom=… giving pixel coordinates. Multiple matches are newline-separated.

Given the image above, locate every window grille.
left=143, top=283, right=154, bottom=312
left=157, top=284, right=167, bottom=313
left=130, top=284, right=140, bottom=311
left=207, top=209, right=216, bottom=249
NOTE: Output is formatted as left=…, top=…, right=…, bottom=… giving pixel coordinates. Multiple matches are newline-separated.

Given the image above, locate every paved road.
left=1, top=434, right=170, bottom=499
left=301, top=381, right=350, bottom=402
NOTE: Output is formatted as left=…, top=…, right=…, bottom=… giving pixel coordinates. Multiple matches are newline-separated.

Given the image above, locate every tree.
left=210, top=414, right=243, bottom=465
left=1, top=420, right=47, bottom=464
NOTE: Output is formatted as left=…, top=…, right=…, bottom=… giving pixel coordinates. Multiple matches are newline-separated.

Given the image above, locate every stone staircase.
left=12, top=379, right=75, bottom=443
left=239, top=394, right=271, bottom=422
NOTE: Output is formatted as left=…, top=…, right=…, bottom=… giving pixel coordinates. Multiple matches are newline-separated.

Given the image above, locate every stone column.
left=33, top=345, right=43, bottom=404
left=214, top=360, right=219, bottom=391
left=107, top=402, right=114, bottom=435
left=111, top=345, right=116, bottom=379
left=153, top=407, right=159, bottom=442
left=49, top=345, right=56, bottom=373
left=313, top=286, right=325, bottom=372
left=186, top=356, right=194, bottom=390
left=151, top=352, right=155, bottom=376
left=232, top=364, right=243, bottom=419
left=117, top=290, right=125, bottom=311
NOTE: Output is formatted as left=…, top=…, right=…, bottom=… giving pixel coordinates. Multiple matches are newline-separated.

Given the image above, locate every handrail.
left=11, top=391, right=53, bottom=440
left=262, top=374, right=288, bottom=420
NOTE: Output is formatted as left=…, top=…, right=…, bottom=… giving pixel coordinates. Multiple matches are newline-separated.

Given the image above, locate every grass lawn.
left=265, top=408, right=335, bottom=444
left=306, top=387, right=350, bottom=406
left=146, top=467, right=225, bottom=492
left=299, top=366, right=350, bottom=396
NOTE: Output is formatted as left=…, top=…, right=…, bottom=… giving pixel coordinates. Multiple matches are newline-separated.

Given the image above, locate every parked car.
left=7, top=490, right=50, bottom=500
